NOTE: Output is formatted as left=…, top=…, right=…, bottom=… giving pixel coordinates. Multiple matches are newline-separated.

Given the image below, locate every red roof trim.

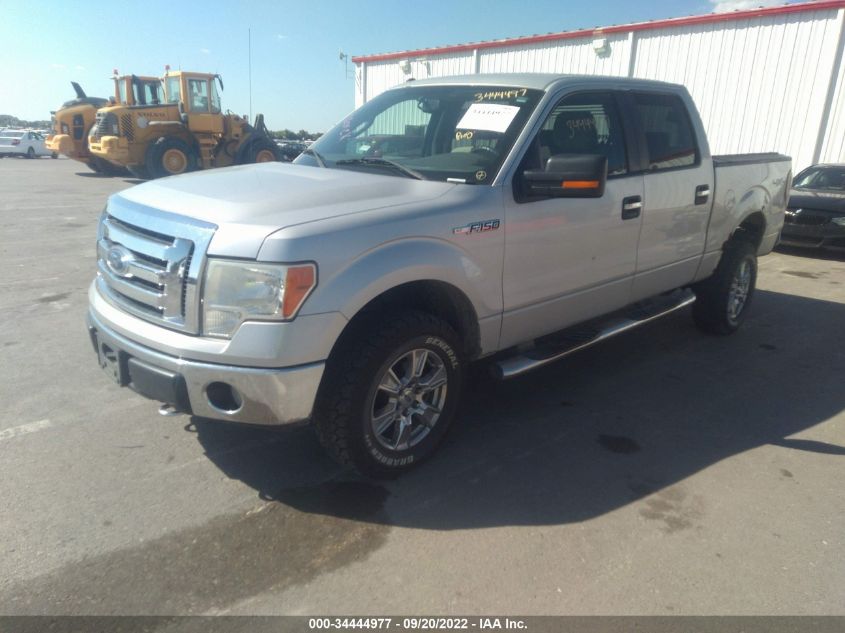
left=351, top=0, right=845, bottom=63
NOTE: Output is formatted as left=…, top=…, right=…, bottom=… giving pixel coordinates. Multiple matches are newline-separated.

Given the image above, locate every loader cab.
left=112, top=74, right=163, bottom=106
left=163, top=71, right=224, bottom=134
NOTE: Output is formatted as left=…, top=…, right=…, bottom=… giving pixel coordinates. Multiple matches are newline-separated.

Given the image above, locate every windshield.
left=297, top=84, right=543, bottom=183
left=793, top=166, right=845, bottom=191
left=117, top=79, right=127, bottom=105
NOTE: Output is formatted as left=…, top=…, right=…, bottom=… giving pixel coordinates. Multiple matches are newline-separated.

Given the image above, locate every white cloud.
left=50, top=63, right=66, bottom=69
left=200, top=48, right=211, bottom=54
left=75, top=65, right=85, bottom=71
left=710, top=0, right=781, bottom=12
left=277, top=34, right=288, bottom=40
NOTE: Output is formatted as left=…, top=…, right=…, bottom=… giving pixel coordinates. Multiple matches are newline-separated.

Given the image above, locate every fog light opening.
left=206, top=381, right=243, bottom=414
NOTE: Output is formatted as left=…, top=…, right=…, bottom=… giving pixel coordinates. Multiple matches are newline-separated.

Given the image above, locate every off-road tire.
left=146, top=137, right=198, bottom=179
left=313, top=311, right=464, bottom=478
left=692, top=239, right=757, bottom=335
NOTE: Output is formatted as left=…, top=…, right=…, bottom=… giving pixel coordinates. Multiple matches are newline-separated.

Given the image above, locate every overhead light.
left=592, top=30, right=610, bottom=55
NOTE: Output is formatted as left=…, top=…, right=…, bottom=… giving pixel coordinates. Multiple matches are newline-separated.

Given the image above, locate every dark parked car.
left=275, top=141, right=307, bottom=161
left=781, top=164, right=845, bottom=251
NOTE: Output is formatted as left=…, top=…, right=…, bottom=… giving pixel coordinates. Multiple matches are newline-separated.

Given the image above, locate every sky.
left=0, top=0, right=796, bottom=132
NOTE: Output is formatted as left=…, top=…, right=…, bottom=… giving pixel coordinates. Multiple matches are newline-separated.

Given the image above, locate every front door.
left=500, top=90, right=644, bottom=349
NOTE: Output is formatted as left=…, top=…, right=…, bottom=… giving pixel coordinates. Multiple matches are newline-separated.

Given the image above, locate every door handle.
left=622, top=195, right=642, bottom=220
left=695, top=184, right=711, bottom=205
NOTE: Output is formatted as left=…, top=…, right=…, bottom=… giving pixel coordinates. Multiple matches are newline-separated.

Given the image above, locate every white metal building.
left=352, top=0, right=845, bottom=171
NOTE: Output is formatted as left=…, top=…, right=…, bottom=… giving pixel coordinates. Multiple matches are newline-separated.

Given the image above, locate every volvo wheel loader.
left=46, top=73, right=162, bottom=175
left=88, top=70, right=282, bottom=179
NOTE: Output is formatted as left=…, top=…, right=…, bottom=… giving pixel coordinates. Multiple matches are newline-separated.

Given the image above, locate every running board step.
left=494, top=290, right=696, bottom=379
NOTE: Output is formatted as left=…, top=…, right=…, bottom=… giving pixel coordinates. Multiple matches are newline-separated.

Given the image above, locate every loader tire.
left=245, top=138, right=282, bottom=163
left=146, top=137, right=198, bottom=179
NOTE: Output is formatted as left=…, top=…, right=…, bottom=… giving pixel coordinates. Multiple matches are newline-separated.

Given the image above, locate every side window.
left=188, top=79, right=210, bottom=113
left=72, top=114, right=84, bottom=140
left=210, top=81, right=221, bottom=114
left=530, top=92, right=628, bottom=177
left=142, top=82, right=160, bottom=105
left=634, top=93, right=698, bottom=171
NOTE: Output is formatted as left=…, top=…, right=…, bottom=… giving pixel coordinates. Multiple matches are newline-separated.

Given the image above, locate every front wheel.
left=146, top=137, right=199, bottom=179
left=314, top=311, right=464, bottom=478
left=245, top=138, right=282, bottom=163
left=26, top=147, right=35, bottom=159
left=693, top=240, right=757, bottom=335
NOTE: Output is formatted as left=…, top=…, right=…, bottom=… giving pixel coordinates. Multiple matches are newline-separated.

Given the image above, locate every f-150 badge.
left=453, top=219, right=500, bottom=235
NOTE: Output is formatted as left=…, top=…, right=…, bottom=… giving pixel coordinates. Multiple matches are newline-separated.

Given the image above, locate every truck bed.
left=713, top=152, right=791, bottom=167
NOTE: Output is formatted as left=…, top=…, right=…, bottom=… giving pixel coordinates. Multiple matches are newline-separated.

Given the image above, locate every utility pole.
left=248, top=27, right=253, bottom=122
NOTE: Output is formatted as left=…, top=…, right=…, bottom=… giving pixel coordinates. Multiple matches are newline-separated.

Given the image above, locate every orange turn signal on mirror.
left=561, top=180, right=600, bottom=189
left=282, top=265, right=316, bottom=319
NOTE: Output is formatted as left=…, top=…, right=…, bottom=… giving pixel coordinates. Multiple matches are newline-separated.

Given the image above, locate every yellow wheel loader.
left=88, top=70, right=282, bottom=179
left=46, top=74, right=163, bottom=175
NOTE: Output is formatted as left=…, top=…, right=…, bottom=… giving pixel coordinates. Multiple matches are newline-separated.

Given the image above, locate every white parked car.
left=0, top=130, right=57, bottom=158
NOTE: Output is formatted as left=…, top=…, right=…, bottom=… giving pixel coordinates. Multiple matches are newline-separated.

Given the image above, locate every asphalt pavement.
left=0, top=157, right=843, bottom=616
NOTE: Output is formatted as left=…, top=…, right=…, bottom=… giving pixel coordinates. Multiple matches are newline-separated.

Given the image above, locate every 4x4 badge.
left=452, top=219, right=500, bottom=235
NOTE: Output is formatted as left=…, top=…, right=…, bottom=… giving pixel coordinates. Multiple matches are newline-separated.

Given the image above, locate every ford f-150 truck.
left=87, top=74, right=791, bottom=476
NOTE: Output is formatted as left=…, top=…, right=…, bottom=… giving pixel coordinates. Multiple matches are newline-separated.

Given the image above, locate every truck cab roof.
left=398, top=73, right=687, bottom=93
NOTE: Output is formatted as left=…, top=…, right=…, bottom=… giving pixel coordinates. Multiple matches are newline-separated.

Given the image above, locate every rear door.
left=628, top=91, right=713, bottom=300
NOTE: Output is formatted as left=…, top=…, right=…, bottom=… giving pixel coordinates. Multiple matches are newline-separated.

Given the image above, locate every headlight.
left=831, top=216, right=845, bottom=227
left=202, top=259, right=316, bottom=338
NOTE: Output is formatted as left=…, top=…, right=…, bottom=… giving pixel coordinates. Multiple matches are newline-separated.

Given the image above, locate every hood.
left=788, top=189, right=845, bottom=215
left=113, top=162, right=455, bottom=257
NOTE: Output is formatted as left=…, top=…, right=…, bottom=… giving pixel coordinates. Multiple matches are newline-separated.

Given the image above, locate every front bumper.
left=89, top=136, right=129, bottom=163
left=46, top=134, right=73, bottom=155
left=87, top=309, right=325, bottom=425
left=780, top=220, right=845, bottom=251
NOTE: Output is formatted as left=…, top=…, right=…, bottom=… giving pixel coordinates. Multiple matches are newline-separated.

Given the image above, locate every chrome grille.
left=95, top=204, right=216, bottom=334
left=785, top=208, right=834, bottom=226
left=91, top=112, right=118, bottom=139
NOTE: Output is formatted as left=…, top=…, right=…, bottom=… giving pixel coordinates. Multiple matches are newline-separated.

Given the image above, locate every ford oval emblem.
left=106, top=245, right=133, bottom=277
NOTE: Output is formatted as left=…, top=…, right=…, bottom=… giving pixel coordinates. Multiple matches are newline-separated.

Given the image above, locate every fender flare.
left=301, top=237, right=497, bottom=323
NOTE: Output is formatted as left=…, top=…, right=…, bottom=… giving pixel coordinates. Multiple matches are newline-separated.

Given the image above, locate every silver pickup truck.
left=87, top=74, right=791, bottom=476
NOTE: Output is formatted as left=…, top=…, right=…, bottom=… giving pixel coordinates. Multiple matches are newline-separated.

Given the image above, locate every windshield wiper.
left=334, top=157, right=425, bottom=180
left=301, top=147, right=327, bottom=168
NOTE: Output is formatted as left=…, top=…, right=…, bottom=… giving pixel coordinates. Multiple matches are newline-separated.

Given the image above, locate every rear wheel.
left=51, top=152, right=58, bottom=159
left=146, top=137, right=198, bottom=179
left=314, top=311, right=464, bottom=478
left=693, top=240, right=757, bottom=335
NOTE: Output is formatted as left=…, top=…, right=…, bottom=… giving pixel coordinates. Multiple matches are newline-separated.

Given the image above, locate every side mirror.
left=522, top=154, right=607, bottom=198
